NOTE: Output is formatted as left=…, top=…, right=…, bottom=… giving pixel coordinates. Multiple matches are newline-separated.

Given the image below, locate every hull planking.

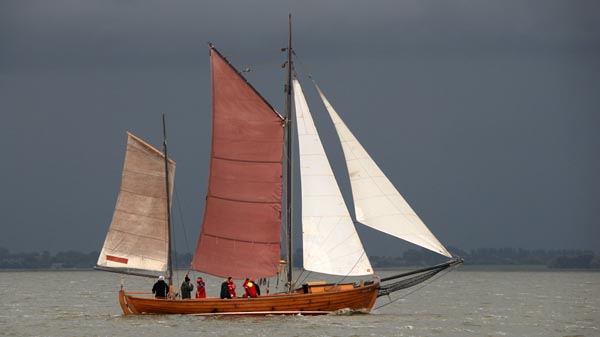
left=119, top=282, right=380, bottom=315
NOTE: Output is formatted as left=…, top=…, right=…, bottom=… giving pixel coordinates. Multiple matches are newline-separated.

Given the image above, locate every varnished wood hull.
left=119, top=283, right=380, bottom=315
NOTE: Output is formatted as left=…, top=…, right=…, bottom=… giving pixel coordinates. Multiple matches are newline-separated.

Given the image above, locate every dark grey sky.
left=1, top=1, right=598, bottom=255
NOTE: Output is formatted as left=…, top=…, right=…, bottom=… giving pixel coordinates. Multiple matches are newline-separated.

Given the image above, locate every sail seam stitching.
left=201, top=232, right=280, bottom=245
left=107, top=229, right=166, bottom=245
left=213, top=156, right=281, bottom=164
left=123, top=168, right=167, bottom=179
left=119, top=188, right=168, bottom=201
left=208, top=195, right=281, bottom=204
left=114, top=208, right=168, bottom=222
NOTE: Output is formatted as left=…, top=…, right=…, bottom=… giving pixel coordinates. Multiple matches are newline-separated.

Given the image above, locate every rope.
left=335, top=250, right=371, bottom=286
left=290, top=50, right=314, bottom=84
left=219, top=48, right=284, bottom=74
left=373, top=263, right=459, bottom=311
left=170, top=185, right=194, bottom=289
left=174, top=187, right=192, bottom=255
left=378, top=269, right=442, bottom=296
left=294, top=269, right=310, bottom=288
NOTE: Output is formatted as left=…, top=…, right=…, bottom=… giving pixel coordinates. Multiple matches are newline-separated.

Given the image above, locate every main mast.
left=284, top=14, right=294, bottom=291
left=162, top=113, right=173, bottom=287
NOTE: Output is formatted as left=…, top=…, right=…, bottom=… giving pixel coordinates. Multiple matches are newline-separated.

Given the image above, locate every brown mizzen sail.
left=190, top=47, right=285, bottom=279
left=97, top=132, right=176, bottom=275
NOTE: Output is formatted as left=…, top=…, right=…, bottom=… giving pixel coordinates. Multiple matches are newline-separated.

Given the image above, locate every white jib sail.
left=294, top=79, right=374, bottom=276
left=97, top=132, right=176, bottom=272
left=315, top=85, right=452, bottom=258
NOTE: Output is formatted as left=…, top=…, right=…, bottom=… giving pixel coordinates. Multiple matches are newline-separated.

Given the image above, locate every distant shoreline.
left=2, top=247, right=598, bottom=270
left=374, top=265, right=600, bottom=272
left=2, top=265, right=599, bottom=273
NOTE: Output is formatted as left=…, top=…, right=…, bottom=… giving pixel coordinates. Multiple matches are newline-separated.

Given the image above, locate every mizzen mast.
left=162, top=113, right=174, bottom=287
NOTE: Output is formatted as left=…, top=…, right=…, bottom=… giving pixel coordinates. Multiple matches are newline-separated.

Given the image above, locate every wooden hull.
left=119, top=283, right=379, bottom=315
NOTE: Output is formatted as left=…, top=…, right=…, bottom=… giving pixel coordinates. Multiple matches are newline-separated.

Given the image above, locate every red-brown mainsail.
left=190, top=48, right=285, bottom=279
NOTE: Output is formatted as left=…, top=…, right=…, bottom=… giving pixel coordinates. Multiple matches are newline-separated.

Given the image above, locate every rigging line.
left=294, top=269, right=311, bottom=288
left=171, top=208, right=179, bottom=282
left=174, top=188, right=191, bottom=254
left=289, top=50, right=314, bottom=84
left=373, top=263, right=457, bottom=311
left=174, top=186, right=192, bottom=261
left=171, top=185, right=191, bottom=287
left=223, top=48, right=284, bottom=72
left=335, top=249, right=370, bottom=286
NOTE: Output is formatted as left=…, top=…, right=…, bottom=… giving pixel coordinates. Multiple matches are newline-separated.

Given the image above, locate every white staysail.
left=315, top=85, right=452, bottom=258
left=294, top=79, right=373, bottom=276
left=97, top=132, right=176, bottom=273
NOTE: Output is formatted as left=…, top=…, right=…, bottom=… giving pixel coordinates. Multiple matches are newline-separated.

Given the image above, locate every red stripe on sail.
left=106, top=255, right=129, bottom=264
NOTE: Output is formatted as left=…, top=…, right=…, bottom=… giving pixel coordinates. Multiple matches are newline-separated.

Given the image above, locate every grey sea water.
left=1, top=268, right=598, bottom=337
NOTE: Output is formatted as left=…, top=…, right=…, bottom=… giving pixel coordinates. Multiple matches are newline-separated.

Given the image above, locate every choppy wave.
left=1, top=270, right=598, bottom=337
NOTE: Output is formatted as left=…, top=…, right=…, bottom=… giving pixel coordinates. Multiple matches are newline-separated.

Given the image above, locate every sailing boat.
left=96, top=20, right=462, bottom=315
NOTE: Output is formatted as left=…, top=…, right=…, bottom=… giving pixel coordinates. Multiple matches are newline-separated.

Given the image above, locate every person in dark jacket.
left=220, top=278, right=231, bottom=299
left=254, top=278, right=261, bottom=296
left=152, top=275, right=169, bottom=299
left=180, top=275, right=194, bottom=299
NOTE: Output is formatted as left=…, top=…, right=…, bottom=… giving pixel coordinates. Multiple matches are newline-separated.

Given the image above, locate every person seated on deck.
left=152, top=275, right=169, bottom=299
left=180, top=275, right=194, bottom=299
left=220, top=278, right=231, bottom=299
left=242, top=278, right=258, bottom=298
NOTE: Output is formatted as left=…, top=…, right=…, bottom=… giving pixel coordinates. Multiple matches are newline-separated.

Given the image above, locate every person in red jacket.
left=195, top=277, right=206, bottom=298
left=227, top=276, right=236, bottom=298
left=243, top=278, right=258, bottom=298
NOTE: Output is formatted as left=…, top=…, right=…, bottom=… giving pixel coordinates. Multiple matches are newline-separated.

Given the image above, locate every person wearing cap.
left=180, top=275, right=194, bottom=299
left=152, top=275, right=169, bottom=299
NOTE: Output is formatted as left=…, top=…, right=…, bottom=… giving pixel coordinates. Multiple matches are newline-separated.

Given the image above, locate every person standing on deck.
left=227, top=276, right=237, bottom=298
left=196, top=277, right=206, bottom=298
left=253, top=278, right=261, bottom=296
left=220, top=279, right=231, bottom=299
left=180, top=275, right=194, bottom=299
left=242, top=278, right=249, bottom=297
left=152, top=275, right=169, bottom=299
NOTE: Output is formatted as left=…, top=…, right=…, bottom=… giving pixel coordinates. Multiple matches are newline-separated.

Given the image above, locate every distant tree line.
left=1, top=246, right=598, bottom=270
left=369, top=247, right=600, bottom=269
left=0, top=247, right=193, bottom=270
